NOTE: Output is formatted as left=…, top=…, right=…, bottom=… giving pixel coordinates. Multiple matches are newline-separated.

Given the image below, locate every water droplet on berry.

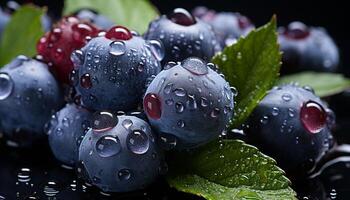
left=0, top=73, right=13, bottom=100
left=148, top=40, right=164, bottom=61
left=127, top=130, right=149, bottom=154
left=174, top=88, right=186, bottom=96
left=72, top=23, right=97, bottom=42
left=187, top=94, right=197, bottom=110
left=109, top=41, right=126, bottom=56
left=260, top=116, right=269, bottom=124
left=71, top=50, right=84, bottom=68
left=175, top=102, right=185, bottom=113
left=105, top=26, right=132, bottom=40
left=181, top=57, right=208, bottom=75
left=282, top=93, right=292, bottom=102
left=300, top=101, right=327, bottom=134
left=177, top=120, right=185, bottom=128
left=91, top=111, right=118, bottom=132
left=201, top=97, right=209, bottom=107
left=144, top=93, right=162, bottom=119
left=164, top=83, right=173, bottom=94
left=55, top=128, right=64, bottom=136
left=80, top=73, right=92, bottom=89
left=122, top=119, right=133, bottom=130
left=49, top=28, right=62, bottom=42
left=302, top=85, right=315, bottom=94
left=164, top=61, right=177, bottom=70
left=211, top=108, right=220, bottom=118
left=96, top=135, right=121, bottom=157
left=165, top=99, right=174, bottom=105
left=118, top=169, right=131, bottom=180
left=159, top=133, right=177, bottom=150
left=69, top=70, right=79, bottom=86
left=272, top=107, right=279, bottom=116
left=167, top=8, right=196, bottom=26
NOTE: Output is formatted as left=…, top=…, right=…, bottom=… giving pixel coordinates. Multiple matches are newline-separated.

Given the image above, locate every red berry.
left=36, top=16, right=100, bottom=84
left=105, top=26, right=132, bottom=40
left=300, top=100, right=327, bottom=134
left=143, top=93, right=162, bottom=119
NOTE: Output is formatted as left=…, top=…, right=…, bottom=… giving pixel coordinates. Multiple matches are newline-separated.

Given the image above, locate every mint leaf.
left=0, top=5, right=44, bottom=66
left=167, top=140, right=296, bottom=200
left=64, top=0, right=158, bottom=34
left=278, top=72, right=350, bottom=97
left=212, top=16, right=281, bottom=128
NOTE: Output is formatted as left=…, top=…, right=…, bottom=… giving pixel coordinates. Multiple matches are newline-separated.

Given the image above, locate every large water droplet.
left=282, top=93, right=292, bottom=102
left=92, top=111, right=118, bottom=132
left=126, top=130, right=149, bottom=154
left=122, top=119, right=133, bottom=130
left=148, top=40, right=164, bottom=61
left=80, top=73, right=92, bottom=89
left=96, top=135, right=121, bottom=157
left=181, top=57, right=208, bottom=75
left=300, top=101, right=327, bottom=134
left=118, top=169, right=131, bottom=181
left=109, top=41, right=126, bottom=56
left=71, top=50, right=84, bottom=67
left=0, top=73, right=14, bottom=100
left=174, top=88, right=186, bottom=97
left=175, top=102, right=185, bottom=113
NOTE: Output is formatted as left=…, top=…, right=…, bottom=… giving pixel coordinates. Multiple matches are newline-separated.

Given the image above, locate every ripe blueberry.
left=48, top=103, right=92, bottom=166
left=143, top=57, right=234, bottom=149
left=245, top=84, right=334, bottom=176
left=78, top=113, right=164, bottom=192
left=0, top=56, right=63, bottom=147
left=37, top=16, right=100, bottom=83
left=74, top=8, right=115, bottom=30
left=73, top=26, right=162, bottom=111
left=193, top=7, right=254, bottom=47
left=278, top=22, right=339, bottom=74
left=144, top=8, right=219, bottom=64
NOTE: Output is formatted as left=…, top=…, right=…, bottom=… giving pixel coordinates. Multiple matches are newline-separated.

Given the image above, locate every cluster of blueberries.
left=0, top=4, right=340, bottom=193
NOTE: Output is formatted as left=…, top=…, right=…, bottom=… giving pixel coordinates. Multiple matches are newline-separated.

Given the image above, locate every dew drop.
left=91, top=111, right=118, bottom=132
left=118, top=169, right=131, bottom=181
left=300, top=101, right=327, bottom=134
left=96, top=135, right=121, bottom=157
left=0, top=73, right=14, bottom=100
left=144, top=93, right=162, bottom=119
left=109, top=41, right=126, bottom=56
left=126, top=130, right=149, bottom=154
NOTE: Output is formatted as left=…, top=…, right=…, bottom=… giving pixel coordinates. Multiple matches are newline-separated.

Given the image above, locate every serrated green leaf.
left=167, top=140, right=296, bottom=200
left=278, top=72, right=350, bottom=97
left=0, top=5, right=44, bottom=66
left=212, top=16, right=281, bottom=128
left=64, top=0, right=158, bottom=34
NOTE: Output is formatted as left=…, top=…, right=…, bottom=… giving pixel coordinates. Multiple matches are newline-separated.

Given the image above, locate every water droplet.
left=211, top=108, right=220, bottom=118
left=96, top=135, right=121, bottom=157
left=201, top=97, right=209, bottom=107
left=92, top=111, right=118, bottom=132
left=144, top=93, right=162, bottom=119
left=43, top=181, right=60, bottom=197
left=122, top=119, right=133, bottom=130
left=80, top=73, right=92, bottom=89
left=260, top=116, right=269, bottom=124
left=0, top=73, right=14, bottom=100
left=109, top=41, right=126, bottom=56
left=164, top=61, right=177, bottom=70
left=282, top=93, right=292, bottom=102
left=126, top=130, right=149, bottom=154
left=177, top=120, right=185, bottom=128
left=187, top=94, right=197, bottom=110
left=175, top=102, right=185, bottom=113
left=288, top=108, right=295, bottom=118
left=272, top=107, right=279, bottom=116
left=300, top=101, right=327, bottom=134
left=165, top=99, right=174, bottom=105
left=181, top=57, right=208, bottom=75
left=302, top=85, right=315, bottom=94
left=17, top=168, right=31, bottom=183
left=164, top=83, right=173, bottom=94
left=174, top=88, right=186, bottom=96
left=148, top=40, right=164, bottom=61
left=71, top=50, right=84, bottom=67
left=62, top=117, right=69, bottom=127
left=159, top=133, right=177, bottom=150
left=118, top=169, right=131, bottom=181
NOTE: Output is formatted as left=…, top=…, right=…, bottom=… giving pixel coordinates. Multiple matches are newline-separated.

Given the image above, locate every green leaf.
left=212, top=16, right=281, bottom=128
left=64, top=0, right=158, bottom=34
left=167, top=140, right=296, bottom=200
left=0, top=5, right=44, bottom=66
left=278, top=72, right=350, bottom=97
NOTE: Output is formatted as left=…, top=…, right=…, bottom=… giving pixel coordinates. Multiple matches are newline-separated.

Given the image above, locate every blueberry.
left=143, top=57, right=234, bottom=149
left=245, top=84, right=334, bottom=176
left=279, top=22, right=339, bottom=74
left=48, top=103, right=92, bottom=166
left=78, top=113, right=164, bottom=192
left=193, top=7, right=254, bottom=47
left=0, top=7, right=10, bottom=39
left=74, top=8, right=115, bottom=30
left=144, top=8, right=219, bottom=65
left=73, top=26, right=162, bottom=111
left=0, top=56, right=63, bottom=147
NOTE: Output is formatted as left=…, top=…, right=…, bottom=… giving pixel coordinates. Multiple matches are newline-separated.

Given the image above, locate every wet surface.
left=1, top=136, right=350, bottom=200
